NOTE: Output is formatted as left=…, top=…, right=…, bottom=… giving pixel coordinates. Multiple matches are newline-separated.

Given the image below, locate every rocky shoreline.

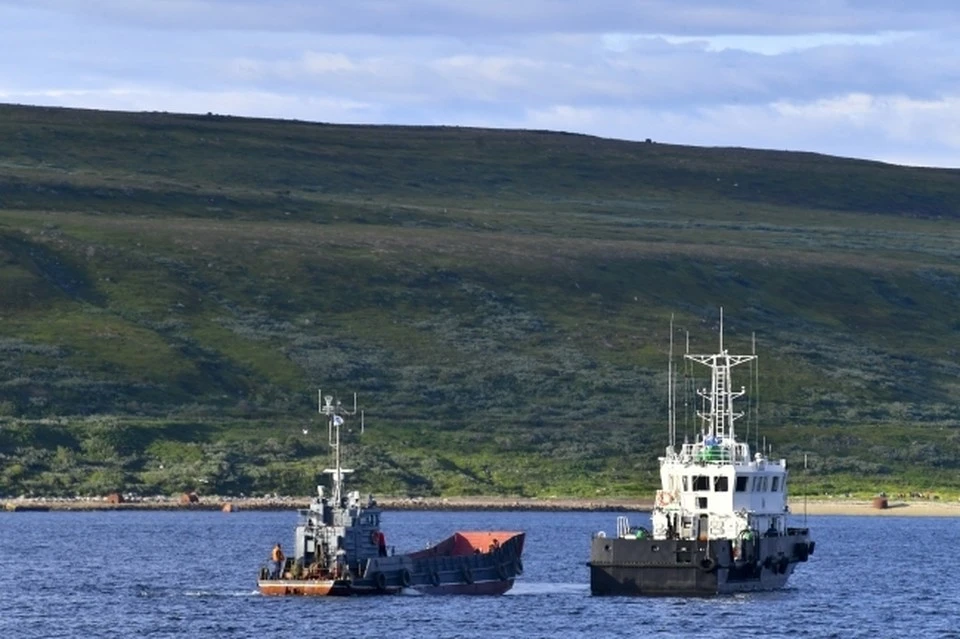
left=1, top=495, right=656, bottom=512
left=4, top=495, right=959, bottom=516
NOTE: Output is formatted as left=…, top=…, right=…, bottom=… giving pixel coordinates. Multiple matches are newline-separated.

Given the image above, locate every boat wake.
left=184, top=590, right=261, bottom=598
left=506, top=582, right=587, bottom=596
left=134, top=585, right=259, bottom=598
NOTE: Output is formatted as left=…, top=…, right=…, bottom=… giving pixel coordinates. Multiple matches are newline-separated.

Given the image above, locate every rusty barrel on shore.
left=872, top=496, right=889, bottom=509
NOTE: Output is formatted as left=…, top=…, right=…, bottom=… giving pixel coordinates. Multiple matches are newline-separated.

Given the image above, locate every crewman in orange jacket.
left=270, top=543, right=285, bottom=579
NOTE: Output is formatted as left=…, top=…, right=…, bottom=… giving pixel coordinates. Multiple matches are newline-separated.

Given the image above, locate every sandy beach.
left=3, top=495, right=959, bottom=516
left=789, top=498, right=960, bottom=517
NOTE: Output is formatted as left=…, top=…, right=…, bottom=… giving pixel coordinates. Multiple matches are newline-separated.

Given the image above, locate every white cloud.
left=648, top=31, right=916, bottom=55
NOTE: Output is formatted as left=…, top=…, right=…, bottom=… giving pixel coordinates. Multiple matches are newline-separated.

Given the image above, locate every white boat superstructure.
left=652, top=316, right=788, bottom=543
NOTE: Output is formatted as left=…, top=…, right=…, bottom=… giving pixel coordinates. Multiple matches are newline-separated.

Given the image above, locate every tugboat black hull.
left=589, top=528, right=813, bottom=596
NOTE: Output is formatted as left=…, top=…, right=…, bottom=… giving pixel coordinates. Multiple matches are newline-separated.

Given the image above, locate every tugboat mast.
left=685, top=308, right=756, bottom=445
left=668, top=313, right=676, bottom=450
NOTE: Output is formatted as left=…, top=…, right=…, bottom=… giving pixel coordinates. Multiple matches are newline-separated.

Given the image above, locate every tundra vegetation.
left=1, top=103, right=959, bottom=500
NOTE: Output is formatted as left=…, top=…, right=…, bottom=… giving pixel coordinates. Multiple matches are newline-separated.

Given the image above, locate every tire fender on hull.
left=778, top=557, right=789, bottom=574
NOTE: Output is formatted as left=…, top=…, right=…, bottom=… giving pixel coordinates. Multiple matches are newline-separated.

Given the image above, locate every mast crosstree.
left=684, top=308, right=755, bottom=443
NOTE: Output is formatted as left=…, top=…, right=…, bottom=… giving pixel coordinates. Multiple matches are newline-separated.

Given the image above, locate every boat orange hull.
left=258, top=577, right=515, bottom=596
left=258, top=580, right=338, bottom=596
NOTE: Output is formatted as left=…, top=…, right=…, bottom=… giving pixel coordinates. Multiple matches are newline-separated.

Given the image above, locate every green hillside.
left=1, top=103, right=959, bottom=499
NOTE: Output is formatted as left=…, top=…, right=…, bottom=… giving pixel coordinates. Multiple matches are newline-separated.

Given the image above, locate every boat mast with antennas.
left=319, top=390, right=362, bottom=508
left=589, top=310, right=814, bottom=596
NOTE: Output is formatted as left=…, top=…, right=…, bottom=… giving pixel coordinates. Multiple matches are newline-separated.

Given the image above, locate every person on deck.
left=488, top=538, right=500, bottom=552
left=270, top=543, right=285, bottom=579
left=377, top=531, right=387, bottom=557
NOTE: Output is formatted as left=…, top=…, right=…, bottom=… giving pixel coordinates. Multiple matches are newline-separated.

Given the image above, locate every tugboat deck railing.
left=676, top=442, right=751, bottom=464
left=665, top=442, right=785, bottom=469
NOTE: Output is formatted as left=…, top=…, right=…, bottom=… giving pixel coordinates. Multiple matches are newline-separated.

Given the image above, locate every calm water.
left=1, top=510, right=958, bottom=638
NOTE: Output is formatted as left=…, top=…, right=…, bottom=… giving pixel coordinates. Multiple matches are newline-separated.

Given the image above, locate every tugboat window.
left=697, top=497, right=708, bottom=509
left=692, top=476, right=710, bottom=491
left=682, top=476, right=689, bottom=491
left=772, top=477, right=780, bottom=492
left=735, top=476, right=748, bottom=492
left=713, top=476, right=729, bottom=492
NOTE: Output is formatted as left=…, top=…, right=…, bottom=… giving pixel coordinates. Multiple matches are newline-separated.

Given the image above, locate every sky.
left=1, top=1, right=959, bottom=167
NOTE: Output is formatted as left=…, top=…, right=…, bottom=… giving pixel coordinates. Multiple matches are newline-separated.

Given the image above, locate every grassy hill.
left=1, top=102, right=959, bottom=499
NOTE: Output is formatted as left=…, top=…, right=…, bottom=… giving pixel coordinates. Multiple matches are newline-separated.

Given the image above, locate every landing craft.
left=257, top=391, right=525, bottom=596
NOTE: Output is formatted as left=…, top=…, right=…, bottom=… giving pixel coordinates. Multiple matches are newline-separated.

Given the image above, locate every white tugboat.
left=258, top=391, right=525, bottom=596
left=589, top=312, right=814, bottom=595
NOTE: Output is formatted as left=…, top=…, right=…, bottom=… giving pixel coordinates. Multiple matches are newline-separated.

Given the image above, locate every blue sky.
left=2, top=0, right=959, bottom=167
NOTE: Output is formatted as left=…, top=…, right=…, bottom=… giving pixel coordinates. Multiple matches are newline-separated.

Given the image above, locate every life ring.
left=374, top=571, right=387, bottom=590
left=655, top=490, right=674, bottom=507
left=400, top=569, right=412, bottom=587
left=462, top=565, right=474, bottom=584
left=429, top=570, right=441, bottom=586
left=514, top=559, right=524, bottom=575
left=699, top=557, right=716, bottom=572
left=496, top=563, right=508, bottom=580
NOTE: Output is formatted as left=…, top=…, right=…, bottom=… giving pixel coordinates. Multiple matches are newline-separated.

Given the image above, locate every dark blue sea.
left=1, top=510, right=958, bottom=638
